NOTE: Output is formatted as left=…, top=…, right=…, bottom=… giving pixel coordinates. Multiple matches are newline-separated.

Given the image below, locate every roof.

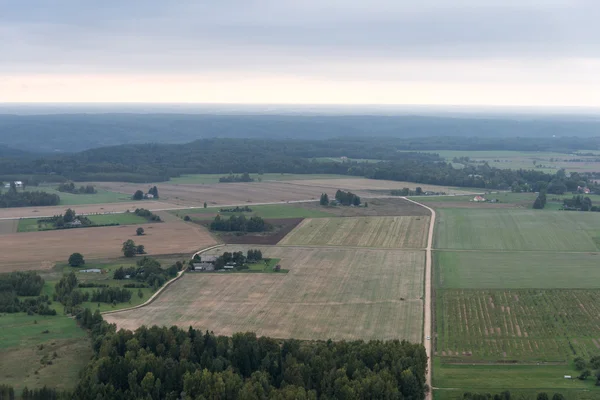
left=223, top=265, right=235, bottom=269
left=79, top=268, right=101, bottom=273
left=201, top=255, right=218, bottom=262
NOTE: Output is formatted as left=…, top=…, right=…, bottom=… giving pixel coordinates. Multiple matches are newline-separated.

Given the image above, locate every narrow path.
left=403, top=197, right=436, bottom=400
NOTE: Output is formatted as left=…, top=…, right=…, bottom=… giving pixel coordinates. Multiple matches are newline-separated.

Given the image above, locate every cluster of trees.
left=133, top=187, right=159, bottom=200
left=148, top=186, right=159, bottom=198
left=335, top=189, right=361, bottom=206
left=562, top=195, right=599, bottom=211
left=533, top=191, right=547, bottom=209
left=319, top=193, right=329, bottom=205
left=113, top=257, right=180, bottom=289
left=54, top=272, right=89, bottom=310
left=133, top=208, right=162, bottom=222
left=0, top=385, right=71, bottom=400
left=220, top=206, right=252, bottom=212
left=90, top=287, right=132, bottom=304
left=0, top=189, right=60, bottom=208
left=57, top=182, right=96, bottom=194
left=219, top=172, right=254, bottom=182
left=246, top=249, right=263, bottom=262
left=41, top=208, right=93, bottom=229
left=390, top=187, right=429, bottom=196
left=207, top=249, right=264, bottom=270
left=0, top=271, right=56, bottom=315
left=210, top=215, right=271, bottom=232
left=122, top=239, right=146, bottom=257
left=68, top=252, right=85, bottom=267
left=574, top=354, right=600, bottom=384
left=66, top=311, right=427, bottom=400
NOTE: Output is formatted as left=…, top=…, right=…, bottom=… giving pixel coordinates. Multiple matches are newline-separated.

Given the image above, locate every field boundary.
left=403, top=197, right=435, bottom=400
left=102, top=244, right=224, bottom=316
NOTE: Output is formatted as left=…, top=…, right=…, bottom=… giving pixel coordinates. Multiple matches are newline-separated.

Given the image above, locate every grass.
left=278, top=216, right=429, bottom=248
left=37, top=186, right=132, bottom=205
left=433, top=359, right=598, bottom=399
left=17, top=213, right=152, bottom=232
left=434, top=209, right=600, bottom=251
left=436, top=289, right=600, bottom=362
left=171, top=203, right=334, bottom=220
left=0, top=314, right=92, bottom=392
left=105, top=246, right=425, bottom=343
left=434, top=251, right=600, bottom=289
left=168, top=173, right=350, bottom=184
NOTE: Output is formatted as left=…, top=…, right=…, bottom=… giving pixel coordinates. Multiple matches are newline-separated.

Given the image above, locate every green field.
left=435, top=251, right=600, bottom=289
left=38, top=187, right=132, bottom=205
left=171, top=203, right=334, bottom=219
left=0, top=313, right=92, bottom=392
left=435, top=209, right=600, bottom=251
left=168, top=173, right=350, bottom=184
left=436, top=289, right=600, bottom=362
left=433, top=359, right=597, bottom=400
left=18, top=213, right=151, bottom=232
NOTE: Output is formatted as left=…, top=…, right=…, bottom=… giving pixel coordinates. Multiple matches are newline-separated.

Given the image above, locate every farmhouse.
left=4, top=181, right=23, bottom=188
left=190, top=262, right=214, bottom=271
left=577, top=186, right=591, bottom=194
left=79, top=268, right=101, bottom=273
left=145, top=193, right=154, bottom=199
left=472, top=195, right=486, bottom=202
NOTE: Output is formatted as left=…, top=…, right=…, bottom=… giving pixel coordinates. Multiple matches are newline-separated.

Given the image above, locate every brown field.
left=105, top=245, right=425, bottom=342
left=94, top=178, right=472, bottom=208
left=197, top=218, right=304, bottom=245
left=0, top=201, right=179, bottom=220
left=0, top=221, right=217, bottom=272
left=297, top=197, right=431, bottom=217
left=287, top=178, right=476, bottom=195
left=0, top=219, right=18, bottom=235
left=278, top=216, right=429, bottom=249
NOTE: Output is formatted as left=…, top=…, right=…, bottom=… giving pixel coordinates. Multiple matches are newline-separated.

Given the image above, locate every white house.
left=473, top=195, right=486, bottom=202
left=4, top=181, right=23, bottom=188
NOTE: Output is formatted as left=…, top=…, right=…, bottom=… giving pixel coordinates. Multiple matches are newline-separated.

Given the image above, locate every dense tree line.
left=54, top=272, right=89, bottom=310
left=220, top=206, right=252, bottom=212
left=210, top=215, right=271, bottom=232
left=57, top=181, right=96, bottom=194
left=335, top=190, right=361, bottom=206
left=65, top=311, right=428, bottom=400
left=562, top=195, right=600, bottom=211
left=90, top=287, right=132, bottom=304
left=0, top=271, right=55, bottom=315
left=134, top=208, right=162, bottom=222
left=219, top=172, right=254, bottom=182
left=0, top=189, right=59, bottom=208
left=0, top=385, right=71, bottom=400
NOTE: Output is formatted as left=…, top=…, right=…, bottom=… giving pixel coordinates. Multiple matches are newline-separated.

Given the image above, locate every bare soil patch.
left=0, top=219, right=18, bottom=235
left=105, top=246, right=425, bottom=342
left=0, top=221, right=217, bottom=272
left=197, top=218, right=304, bottom=245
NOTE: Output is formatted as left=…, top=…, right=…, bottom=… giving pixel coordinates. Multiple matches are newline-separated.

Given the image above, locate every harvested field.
left=278, top=216, right=429, bottom=248
left=436, top=289, right=600, bottom=362
left=287, top=178, right=476, bottom=195
left=0, top=219, right=18, bottom=235
left=198, top=218, right=304, bottom=245
left=94, top=181, right=334, bottom=207
left=105, top=246, right=425, bottom=342
left=435, top=209, right=600, bottom=251
left=296, top=197, right=431, bottom=217
left=0, top=221, right=217, bottom=272
left=0, top=200, right=179, bottom=220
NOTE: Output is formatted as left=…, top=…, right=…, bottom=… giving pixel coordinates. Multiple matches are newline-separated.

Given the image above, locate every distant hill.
left=1, top=113, right=600, bottom=153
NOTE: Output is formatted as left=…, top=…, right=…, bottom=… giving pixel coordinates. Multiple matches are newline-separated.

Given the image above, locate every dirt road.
left=404, top=197, right=435, bottom=399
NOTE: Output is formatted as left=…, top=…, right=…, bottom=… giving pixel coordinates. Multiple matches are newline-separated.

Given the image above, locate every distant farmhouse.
left=472, top=195, right=486, bottom=202
left=189, top=255, right=218, bottom=271
left=4, top=181, right=23, bottom=189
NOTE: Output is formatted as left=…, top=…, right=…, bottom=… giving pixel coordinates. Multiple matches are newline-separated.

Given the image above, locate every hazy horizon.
left=1, top=1, right=599, bottom=106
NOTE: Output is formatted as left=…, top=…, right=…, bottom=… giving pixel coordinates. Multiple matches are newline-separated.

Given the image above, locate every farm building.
left=223, top=265, right=235, bottom=270
left=190, top=262, right=214, bottom=271
left=4, top=181, right=23, bottom=188
left=79, top=268, right=101, bottom=273
left=472, top=195, right=486, bottom=202
left=145, top=193, right=154, bottom=199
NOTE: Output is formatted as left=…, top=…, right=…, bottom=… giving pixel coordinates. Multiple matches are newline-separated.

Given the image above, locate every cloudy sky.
left=0, top=0, right=598, bottom=106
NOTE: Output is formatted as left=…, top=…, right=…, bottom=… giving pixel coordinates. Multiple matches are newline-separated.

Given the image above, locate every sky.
left=0, top=0, right=598, bottom=107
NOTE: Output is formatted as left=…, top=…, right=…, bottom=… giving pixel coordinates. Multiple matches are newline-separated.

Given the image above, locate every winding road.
left=404, top=197, right=436, bottom=400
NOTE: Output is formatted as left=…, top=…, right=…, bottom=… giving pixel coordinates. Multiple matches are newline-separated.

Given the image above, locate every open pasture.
left=297, top=197, right=432, bottom=217
left=37, top=186, right=132, bottom=205
left=279, top=216, right=429, bottom=248
left=105, top=246, right=425, bottom=342
left=0, top=200, right=178, bottom=220
left=0, top=314, right=92, bottom=392
left=435, top=209, right=600, bottom=251
left=435, top=251, right=600, bottom=289
left=17, top=212, right=151, bottom=232
left=436, top=289, right=600, bottom=362
left=0, top=221, right=217, bottom=272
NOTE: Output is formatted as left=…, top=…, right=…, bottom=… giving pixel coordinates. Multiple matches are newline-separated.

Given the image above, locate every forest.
left=0, top=271, right=56, bottom=315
